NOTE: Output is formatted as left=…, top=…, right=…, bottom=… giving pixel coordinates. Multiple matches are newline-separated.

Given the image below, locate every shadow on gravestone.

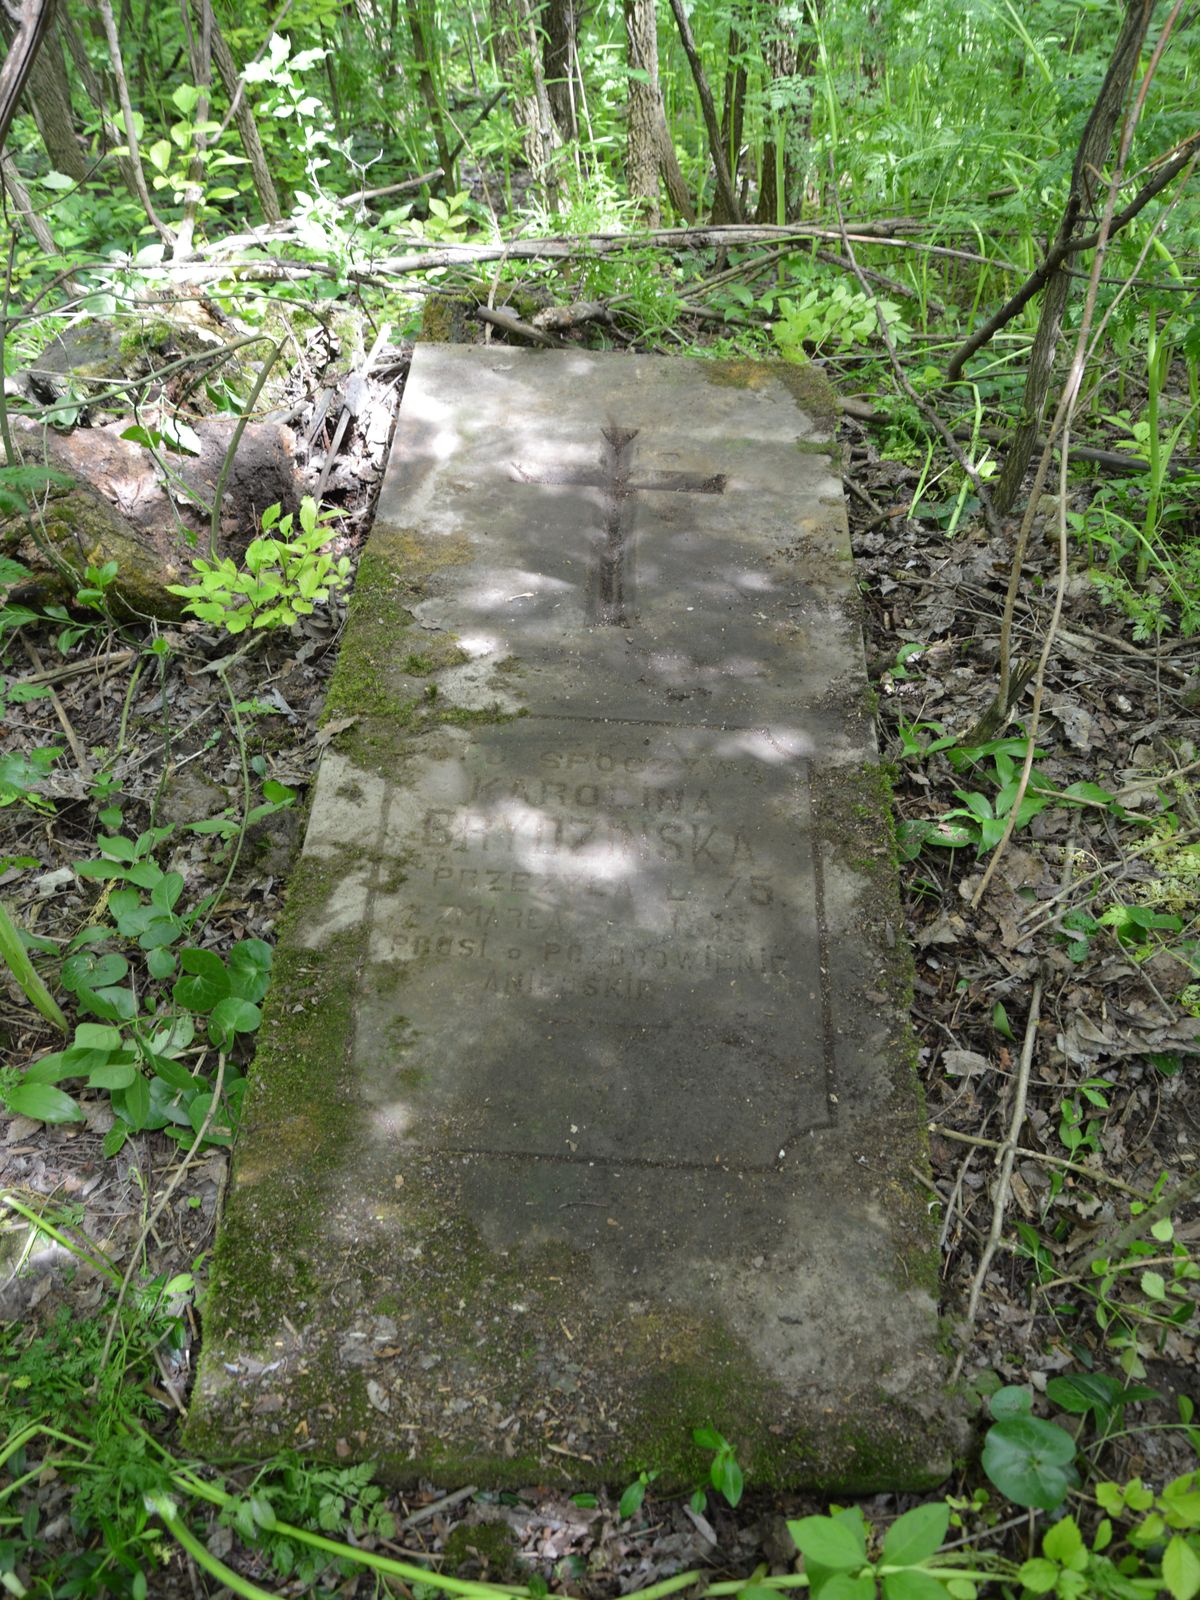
left=186, top=348, right=964, bottom=1491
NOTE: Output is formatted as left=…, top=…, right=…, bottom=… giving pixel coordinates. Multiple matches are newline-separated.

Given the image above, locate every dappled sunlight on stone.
left=191, top=347, right=956, bottom=1490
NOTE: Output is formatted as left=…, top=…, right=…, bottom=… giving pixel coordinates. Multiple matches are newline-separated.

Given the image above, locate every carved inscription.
left=363, top=722, right=833, bottom=1163
left=380, top=734, right=805, bottom=1008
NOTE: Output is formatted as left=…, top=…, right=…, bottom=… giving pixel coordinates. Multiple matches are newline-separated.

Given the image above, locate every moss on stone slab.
left=701, top=355, right=840, bottom=433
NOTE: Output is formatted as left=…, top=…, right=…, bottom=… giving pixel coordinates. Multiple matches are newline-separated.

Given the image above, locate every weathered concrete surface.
left=188, top=348, right=960, bottom=1490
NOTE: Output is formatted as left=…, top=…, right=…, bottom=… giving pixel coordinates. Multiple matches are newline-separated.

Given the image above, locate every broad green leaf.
left=1045, top=1374, right=1123, bottom=1415
left=788, top=1516, right=867, bottom=1570
left=882, top=1570, right=949, bottom=1600
left=1042, top=1516, right=1086, bottom=1570
left=151, top=872, right=184, bottom=913
left=24, top=1052, right=70, bottom=1082
left=174, top=947, right=231, bottom=1012
left=87, top=1061, right=138, bottom=1090
left=115, top=1072, right=151, bottom=1129
left=229, top=938, right=272, bottom=1001
left=716, top=1455, right=743, bottom=1508
left=817, top=1575, right=874, bottom=1600
left=989, top=1385, right=1033, bottom=1420
left=96, top=834, right=138, bottom=862
left=61, top=951, right=128, bottom=992
left=74, top=1022, right=123, bottom=1050
left=1163, top=1536, right=1200, bottom=1600
left=4, top=1081, right=83, bottom=1122
left=882, top=1503, right=950, bottom=1567
left=1017, top=1558, right=1060, bottom=1595
left=146, top=1052, right=196, bottom=1093
left=1162, top=1475, right=1200, bottom=1523
left=208, top=996, right=261, bottom=1047
left=981, top=1418, right=1077, bottom=1510
left=146, top=947, right=177, bottom=980
left=618, top=1480, right=646, bottom=1519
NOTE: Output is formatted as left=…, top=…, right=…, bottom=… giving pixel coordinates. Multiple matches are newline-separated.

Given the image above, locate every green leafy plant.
left=980, top=1386, right=1079, bottom=1511
left=3, top=803, right=283, bottom=1152
left=894, top=730, right=1129, bottom=858
left=772, top=281, right=910, bottom=360
left=692, top=1426, right=744, bottom=1509
left=787, top=1500, right=999, bottom=1598
left=143, top=82, right=249, bottom=212
left=618, top=1467, right=658, bottom=1519
left=0, top=898, right=67, bottom=1036
left=1021, top=1475, right=1200, bottom=1600
left=166, top=496, right=350, bottom=633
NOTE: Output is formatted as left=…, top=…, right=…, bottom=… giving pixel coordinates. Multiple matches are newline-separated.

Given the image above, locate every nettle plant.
left=167, top=496, right=350, bottom=634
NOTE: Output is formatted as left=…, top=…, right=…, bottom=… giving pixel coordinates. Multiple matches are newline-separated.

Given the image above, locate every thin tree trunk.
left=623, top=0, right=660, bottom=225
left=490, top=0, right=560, bottom=209
left=994, top=0, right=1156, bottom=512
left=17, top=17, right=85, bottom=180
left=0, top=151, right=60, bottom=252
left=59, top=0, right=145, bottom=202
left=96, top=0, right=174, bottom=244
left=755, top=8, right=802, bottom=223
left=404, top=0, right=455, bottom=178
left=665, top=0, right=740, bottom=222
left=191, top=0, right=281, bottom=222
left=0, top=0, right=56, bottom=157
left=623, top=0, right=694, bottom=226
left=712, top=15, right=746, bottom=223
left=656, top=102, right=694, bottom=221
left=542, top=0, right=577, bottom=139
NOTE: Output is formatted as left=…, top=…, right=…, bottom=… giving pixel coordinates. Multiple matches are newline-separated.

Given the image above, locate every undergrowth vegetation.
left=0, top=0, right=1198, bottom=1592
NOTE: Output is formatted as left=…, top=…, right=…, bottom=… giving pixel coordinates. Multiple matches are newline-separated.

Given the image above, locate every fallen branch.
left=929, top=1124, right=1152, bottom=1202
left=474, top=304, right=568, bottom=348
left=954, top=975, right=1043, bottom=1374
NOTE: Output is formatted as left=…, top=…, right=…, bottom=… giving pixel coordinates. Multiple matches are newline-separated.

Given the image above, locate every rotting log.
left=1, top=417, right=300, bottom=620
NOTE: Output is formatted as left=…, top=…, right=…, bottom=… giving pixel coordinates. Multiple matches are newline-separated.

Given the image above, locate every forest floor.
left=2, top=304, right=1198, bottom=1596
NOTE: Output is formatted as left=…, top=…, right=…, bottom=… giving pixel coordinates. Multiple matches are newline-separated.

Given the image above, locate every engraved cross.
left=514, top=425, right=727, bottom=625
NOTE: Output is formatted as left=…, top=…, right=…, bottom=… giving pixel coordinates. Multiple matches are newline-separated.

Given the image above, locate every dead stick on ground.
left=953, top=976, right=1043, bottom=1380
left=20, top=634, right=92, bottom=778
left=399, top=1485, right=479, bottom=1529
left=15, top=648, right=136, bottom=686
left=929, top=1124, right=1152, bottom=1202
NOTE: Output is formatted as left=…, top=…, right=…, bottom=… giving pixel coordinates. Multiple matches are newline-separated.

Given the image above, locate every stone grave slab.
left=188, top=347, right=959, bottom=1490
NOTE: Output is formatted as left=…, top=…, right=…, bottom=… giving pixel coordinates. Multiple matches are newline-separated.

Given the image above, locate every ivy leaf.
left=228, top=938, right=272, bottom=1002
left=174, top=947, right=231, bottom=1012
left=61, top=951, right=129, bottom=992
